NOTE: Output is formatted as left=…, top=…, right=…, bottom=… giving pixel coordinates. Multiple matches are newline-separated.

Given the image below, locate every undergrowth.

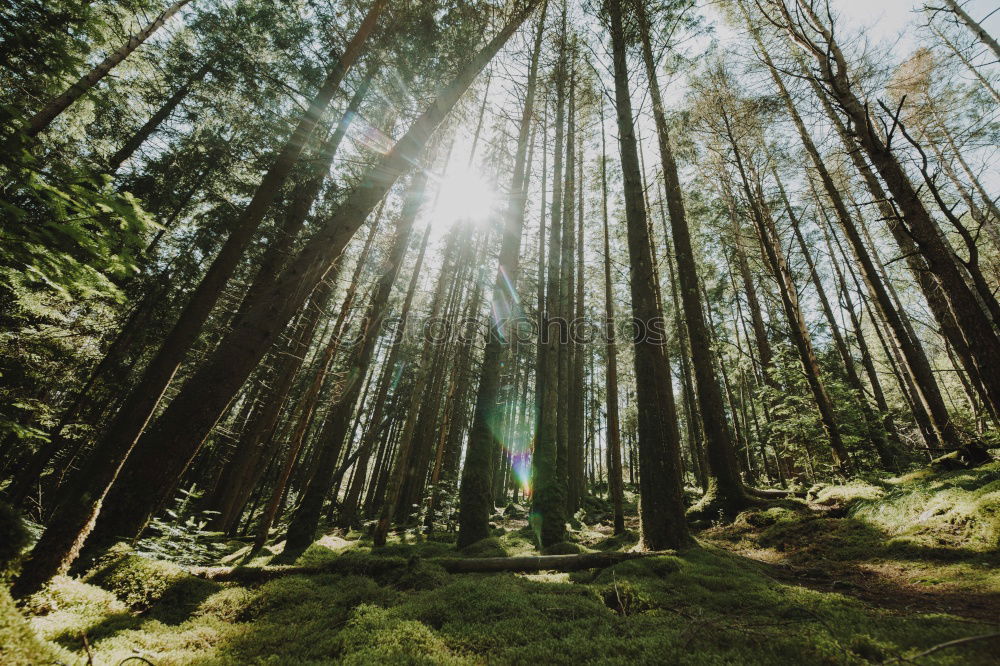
left=4, top=464, right=998, bottom=664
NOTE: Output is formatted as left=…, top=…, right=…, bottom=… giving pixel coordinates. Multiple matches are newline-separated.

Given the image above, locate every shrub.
left=0, top=501, right=30, bottom=582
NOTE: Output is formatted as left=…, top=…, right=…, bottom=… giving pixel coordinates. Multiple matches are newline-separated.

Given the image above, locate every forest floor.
left=3, top=462, right=998, bottom=665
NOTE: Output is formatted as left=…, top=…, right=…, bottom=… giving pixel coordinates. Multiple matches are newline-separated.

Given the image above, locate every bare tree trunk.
left=533, top=2, right=569, bottom=549
left=776, top=172, right=894, bottom=467
left=279, top=172, right=428, bottom=559
left=569, top=143, right=586, bottom=512
left=634, top=0, right=749, bottom=518
left=942, top=0, right=1000, bottom=62
left=107, top=58, right=214, bottom=172
left=721, top=113, right=851, bottom=471
left=776, top=0, right=1000, bottom=426
left=927, top=20, right=1000, bottom=106
left=557, top=63, right=577, bottom=515
left=607, top=0, right=690, bottom=549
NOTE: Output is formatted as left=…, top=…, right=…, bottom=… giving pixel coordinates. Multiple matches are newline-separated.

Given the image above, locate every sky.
left=830, top=0, right=999, bottom=50
left=706, top=0, right=1000, bottom=55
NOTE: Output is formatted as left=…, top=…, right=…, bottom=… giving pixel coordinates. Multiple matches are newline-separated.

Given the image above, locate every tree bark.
left=607, top=0, right=690, bottom=550
left=11, top=1, right=530, bottom=598
left=457, top=1, right=547, bottom=547
left=942, top=0, right=1000, bottom=62
left=533, top=2, right=569, bottom=549
left=633, top=0, right=749, bottom=519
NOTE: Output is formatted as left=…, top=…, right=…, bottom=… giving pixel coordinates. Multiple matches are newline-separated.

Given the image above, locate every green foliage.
left=0, top=131, right=155, bottom=305
left=423, top=477, right=460, bottom=532
left=0, top=501, right=30, bottom=582
left=136, top=485, right=233, bottom=566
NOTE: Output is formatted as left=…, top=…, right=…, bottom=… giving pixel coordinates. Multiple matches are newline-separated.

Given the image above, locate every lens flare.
left=486, top=398, right=535, bottom=499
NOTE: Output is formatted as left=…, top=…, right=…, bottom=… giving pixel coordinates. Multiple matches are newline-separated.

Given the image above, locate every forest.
left=1, top=0, right=998, bottom=663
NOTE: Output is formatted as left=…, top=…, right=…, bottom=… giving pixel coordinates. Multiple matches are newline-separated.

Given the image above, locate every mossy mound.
left=592, top=555, right=683, bottom=584
left=338, top=604, right=469, bottom=664
left=391, top=560, right=450, bottom=591
left=15, top=468, right=1000, bottom=666
left=759, top=515, right=883, bottom=562
left=810, top=479, right=885, bottom=506
left=850, top=462, right=1000, bottom=552
left=459, top=536, right=508, bottom=558
left=84, top=545, right=219, bottom=620
left=1, top=586, right=62, bottom=665
left=540, top=541, right=585, bottom=555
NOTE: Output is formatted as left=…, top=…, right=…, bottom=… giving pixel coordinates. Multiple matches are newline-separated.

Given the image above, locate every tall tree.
left=12, top=0, right=540, bottom=598
left=4, top=0, right=195, bottom=146
left=633, top=0, right=752, bottom=518
left=458, top=0, right=547, bottom=547
left=606, top=0, right=690, bottom=550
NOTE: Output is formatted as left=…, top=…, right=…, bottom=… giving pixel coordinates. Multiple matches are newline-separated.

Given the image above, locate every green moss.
left=599, top=579, right=653, bottom=615
left=759, top=516, right=884, bottom=561
left=195, top=587, right=254, bottom=623
left=592, top=555, right=684, bottom=584
left=23, top=575, right=131, bottom=644
left=338, top=605, right=469, bottom=664
left=84, top=545, right=218, bottom=620
left=391, top=561, right=450, bottom=591
left=591, top=530, right=640, bottom=551
left=459, top=536, right=508, bottom=558
left=1, top=585, right=61, bottom=665
left=17, top=546, right=1000, bottom=664
left=540, top=541, right=585, bottom=555
left=851, top=462, right=1000, bottom=552
left=15, top=466, right=1000, bottom=665
left=809, top=480, right=885, bottom=506
left=497, top=528, right=536, bottom=555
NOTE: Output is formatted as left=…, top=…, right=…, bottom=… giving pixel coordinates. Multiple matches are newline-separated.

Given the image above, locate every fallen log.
left=190, top=550, right=671, bottom=583
left=435, top=550, right=669, bottom=573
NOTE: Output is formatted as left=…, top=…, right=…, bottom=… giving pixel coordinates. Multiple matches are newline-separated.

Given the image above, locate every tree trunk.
left=11, top=2, right=531, bottom=598
left=280, top=172, right=428, bottom=559
left=777, top=0, right=1000, bottom=430
left=533, top=1, right=569, bottom=549
left=608, top=0, right=690, bottom=550
left=107, top=58, right=214, bottom=172
left=721, top=112, right=850, bottom=471
left=942, top=0, right=1000, bottom=62
left=633, top=0, right=748, bottom=519
left=776, top=171, right=894, bottom=468
left=457, top=1, right=547, bottom=547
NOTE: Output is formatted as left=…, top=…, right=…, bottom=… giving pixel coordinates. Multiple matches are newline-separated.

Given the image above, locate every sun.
left=429, top=164, right=500, bottom=229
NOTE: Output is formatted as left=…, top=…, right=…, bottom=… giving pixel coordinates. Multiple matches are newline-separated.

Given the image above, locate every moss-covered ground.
left=4, top=464, right=998, bottom=664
